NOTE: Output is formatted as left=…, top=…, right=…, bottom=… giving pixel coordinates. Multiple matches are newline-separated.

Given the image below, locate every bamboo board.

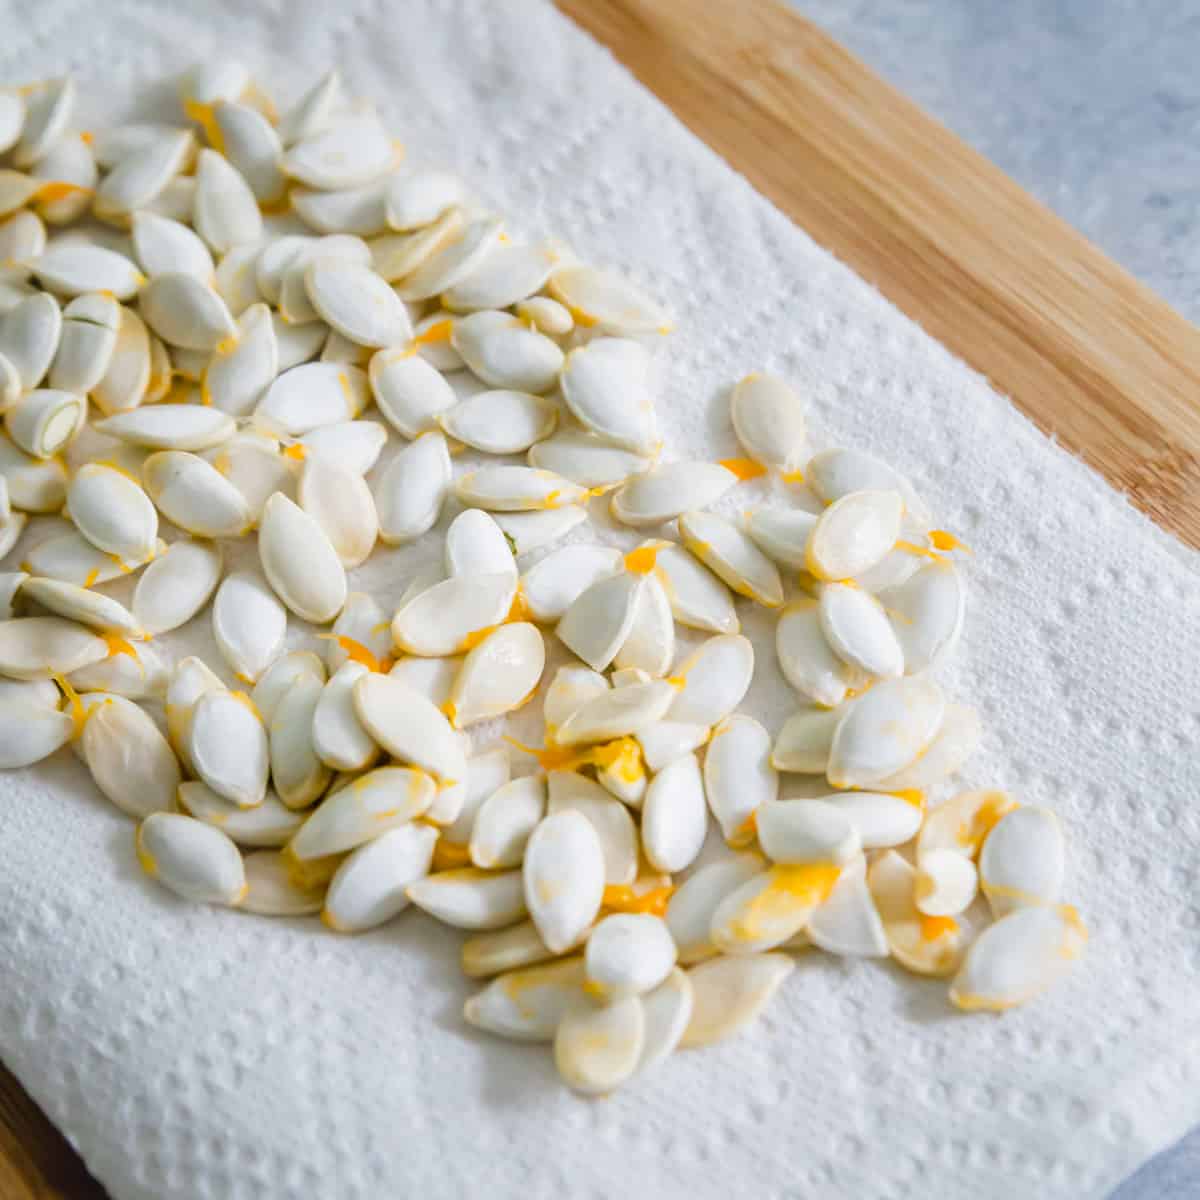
left=5, top=1, right=1200, bottom=1196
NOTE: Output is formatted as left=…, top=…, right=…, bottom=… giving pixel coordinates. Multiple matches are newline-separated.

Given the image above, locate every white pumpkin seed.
left=879, top=559, right=965, bottom=674
left=384, top=170, right=464, bottom=232
left=439, top=746, right=512, bottom=848
left=50, top=292, right=120, bottom=394
left=743, top=506, right=816, bottom=570
left=67, top=463, right=158, bottom=562
left=297, top=454, right=377, bottom=568
left=514, top=295, right=572, bottom=337
left=269, top=673, right=331, bottom=809
left=240, top=850, right=326, bottom=916
left=447, top=622, right=544, bottom=729
left=527, top=428, right=650, bottom=489
left=438, top=388, right=557, bottom=454
left=665, top=855, right=762, bottom=964
left=710, top=860, right=842, bottom=954
left=136, top=813, right=245, bottom=905
left=281, top=109, right=395, bottom=190
left=201, top=301, right=277, bottom=416
left=825, top=790, right=924, bottom=849
left=679, top=509, right=783, bottom=607
left=256, top=361, right=367, bottom=436
left=15, top=78, right=75, bottom=168
left=556, top=571, right=643, bottom=672
left=187, top=688, right=269, bottom=808
left=165, top=655, right=223, bottom=769
left=917, top=789, right=1017, bottom=861
left=559, top=337, right=659, bottom=454
left=914, top=848, right=979, bottom=918
left=442, top=241, right=558, bottom=312
left=640, top=751, right=707, bottom=873
left=455, top=465, right=585, bottom=513
left=353, top=671, right=466, bottom=784
left=546, top=770, right=639, bottom=885
left=524, top=809, right=606, bottom=952
left=293, top=179, right=389, bottom=236
left=391, top=571, right=515, bottom=658
left=492, top=506, right=588, bottom=555
left=251, top=649, right=326, bottom=725
left=756, top=798, right=861, bottom=866
left=867, top=850, right=967, bottom=976
left=703, top=714, right=776, bottom=845
left=181, top=60, right=250, bottom=110
left=806, top=856, right=889, bottom=957
left=636, top=967, right=694, bottom=1075
left=609, top=569, right=671, bottom=677
left=193, top=148, right=262, bottom=253
left=312, top=661, right=380, bottom=773
left=805, top=489, right=904, bottom=581
left=875, top=702, right=981, bottom=791
left=680, top=953, right=793, bottom=1047
left=543, top=665, right=609, bottom=733
left=91, top=122, right=191, bottom=169
left=293, top=419, right=386, bottom=475
left=555, top=992, right=644, bottom=1095
left=463, top=957, right=585, bottom=1041
left=827, top=677, right=945, bottom=789
left=406, top=866, right=527, bottom=931
left=444, top=509, right=515, bottom=579
left=69, top=639, right=167, bottom=699
left=668, top=633, right=754, bottom=726
left=94, top=131, right=193, bottom=223
left=278, top=69, right=342, bottom=147
left=368, top=348, right=456, bottom=438
left=96, top=405, right=235, bottom=452
left=469, top=775, right=547, bottom=870
left=213, top=100, right=286, bottom=206
left=304, top=257, right=411, bottom=348
left=461, top=919, right=565, bottom=979
left=29, top=242, right=140, bottom=300
left=130, top=211, right=214, bottom=282
left=140, top=272, right=236, bottom=351
left=82, top=692, right=180, bottom=817
left=554, top=679, right=676, bottom=747
left=370, top=207, right=466, bottom=283
left=979, top=806, right=1064, bottom=917
left=807, top=447, right=930, bottom=526
left=0, top=210, right=44, bottom=276
left=409, top=310, right=463, bottom=369
left=395, top=214, right=503, bottom=301
left=646, top=541, right=737, bottom=634
left=213, top=242, right=263, bottom=317
left=323, top=823, right=438, bottom=932
left=21, top=576, right=139, bottom=637
left=547, top=264, right=669, bottom=334
left=326, top=591, right=391, bottom=674
left=819, top=582, right=905, bottom=678
left=0, top=431, right=67, bottom=511
left=518, top=545, right=621, bottom=623
left=205, top=431, right=293, bottom=522
left=949, top=904, right=1086, bottom=1011
left=258, top=492, right=347, bottom=623
left=729, top=372, right=806, bottom=471
left=178, top=780, right=304, bottom=848
left=636, top=720, right=710, bottom=772
left=145, top=175, right=198, bottom=223
left=0, top=292, right=61, bottom=390
left=611, top=461, right=736, bottom=528
left=271, top=312, right=328, bottom=370
left=373, top=429, right=451, bottom=545
left=775, top=598, right=855, bottom=707
left=142, top=450, right=252, bottom=538
left=4, top=389, right=83, bottom=459
left=91, top=305, right=150, bottom=414
left=451, top=309, right=564, bottom=393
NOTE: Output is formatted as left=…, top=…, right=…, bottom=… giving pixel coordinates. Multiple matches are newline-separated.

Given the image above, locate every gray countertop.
left=796, top=3, right=1199, bottom=1196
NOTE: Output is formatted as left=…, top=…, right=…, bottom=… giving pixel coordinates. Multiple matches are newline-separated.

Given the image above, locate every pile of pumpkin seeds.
left=0, top=65, right=1086, bottom=1095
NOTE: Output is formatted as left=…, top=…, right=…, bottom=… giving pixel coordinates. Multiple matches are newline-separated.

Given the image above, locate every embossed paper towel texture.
left=0, top=3, right=1198, bottom=1199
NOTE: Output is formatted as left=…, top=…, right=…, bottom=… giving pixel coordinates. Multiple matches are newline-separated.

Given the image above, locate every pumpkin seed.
left=406, top=866, right=527, bottom=931
left=136, top=812, right=245, bottom=905
left=213, top=100, right=286, bottom=206
left=447, top=622, right=544, bottom=729
left=270, top=673, right=332, bottom=809
left=97, top=404, right=235, bottom=452
left=94, top=131, right=193, bottom=223
left=0, top=431, right=67, bottom=511
left=193, top=148, right=263, bottom=253
left=463, top=957, right=585, bottom=1041
left=553, top=679, right=676, bottom=747
left=0, top=693, right=73, bottom=767
left=775, top=599, right=855, bottom=708
left=469, top=775, right=547, bottom=870
left=548, top=265, right=669, bottom=335
left=67, top=463, right=158, bottom=562
left=211, top=570, right=287, bottom=684
left=867, top=850, right=966, bottom=977
left=353, top=672, right=466, bottom=784
left=668, top=633, right=754, bottom=727
left=391, top=571, right=515, bottom=658
left=178, top=780, right=304, bottom=849
left=914, top=848, right=978, bottom=918
left=5, top=389, right=83, bottom=459
left=292, top=419, right=386, bottom=475
left=556, top=571, right=643, bottom=672
left=492, top=506, right=588, bottom=555
left=240, top=850, right=326, bottom=916
left=636, top=719, right=710, bottom=772
left=370, top=207, right=466, bottom=283
left=680, top=953, right=793, bottom=1047
left=21, top=576, right=140, bottom=637
left=519, top=545, right=622, bottom=623
left=281, top=108, right=395, bottom=190
left=527, top=428, right=650, bottom=489
left=710, top=861, right=841, bottom=954
left=206, top=431, right=293, bottom=521
left=311, top=661, right=380, bottom=773
left=879, top=559, right=965, bottom=675
left=442, top=241, right=558, bottom=312
left=140, top=272, right=236, bottom=351
left=917, top=789, right=1016, bottom=861
left=827, top=677, right=945, bottom=789
left=679, top=509, right=783, bottom=607
left=0, top=91, right=25, bottom=157
left=703, top=714, right=776, bottom=845
left=213, top=242, right=264, bottom=317
left=293, top=179, right=389, bottom=236
left=91, top=305, right=150, bottom=414
left=82, top=692, right=180, bottom=817
left=165, top=655, right=223, bottom=770
left=611, top=461, right=736, bottom=528
left=187, top=687, right=269, bottom=809
left=825, top=790, right=923, bottom=849
left=805, top=489, right=904, bottom=582
left=384, top=170, right=464, bottom=232
left=278, top=69, right=343, bottom=147
left=641, top=751, right=707, bottom=873
left=524, top=809, right=606, bottom=953
left=979, top=806, right=1064, bottom=917
left=875, top=702, right=981, bottom=791
left=455, top=464, right=585, bottom=512
left=15, top=78, right=76, bottom=168
left=546, top=770, right=638, bottom=884
left=807, top=447, right=931, bottom=527
left=730, top=372, right=806, bottom=472
left=201, top=301, right=278, bottom=416
left=559, top=337, right=659, bottom=454
left=451, top=309, right=565, bottom=393
left=142, top=450, right=252, bottom=538
left=444, top=509, right=515, bottom=579
left=297, top=454, right=377, bottom=568
left=373, top=429, right=451, bottom=545
left=0, top=292, right=61, bottom=390
left=305, top=257, right=412, bottom=348
left=368, top=348, right=457, bottom=438
left=68, top=640, right=167, bottom=700
left=806, top=856, right=888, bottom=957
left=395, top=214, right=503, bottom=301
left=50, top=292, right=120, bottom=394
left=461, top=919, right=565, bottom=979
left=251, top=649, right=326, bottom=724
left=819, top=582, right=905, bottom=679
left=255, top=361, right=368, bottom=436
left=0, top=210, right=46, bottom=274
left=636, top=967, right=694, bottom=1075
left=555, top=992, right=645, bottom=1095
left=258, top=492, right=347, bottom=622
left=323, top=822, right=437, bottom=932
left=438, top=388, right=557, bottom=454
left=409, top=310, right=463, bottom=370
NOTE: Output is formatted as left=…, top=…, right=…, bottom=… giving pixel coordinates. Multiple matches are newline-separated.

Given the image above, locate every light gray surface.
left=795, top=3, right=1200, bottom=1196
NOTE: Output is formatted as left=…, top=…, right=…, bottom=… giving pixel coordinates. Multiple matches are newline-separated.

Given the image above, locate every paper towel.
left=1, top=2, right=1198, bottom=1198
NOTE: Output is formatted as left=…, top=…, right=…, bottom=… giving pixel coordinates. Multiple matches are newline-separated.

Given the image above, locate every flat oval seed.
left=270, top=673, right=332, bottom=810
left=353, top=672, right=466, bottom=784
left=0, top=431, right=67, bottom=511
left=665, top=849, right=769, bottom=962
left=140, top=273, right=236, bottom=351
left=368, top=349, right=457, bottom=438
left=0, top=292, right=62, bottom=390
left=979, top=806, right=1065, bottom=917
left=209, top=570, right=286, bottom=686
left=213, top=100, right=286, bottom=205
left=546, top=770, right=639, bottom=885
left=370, top=209, right=465, bottom=284
left=94, top=132, right=192, bottom=222
left=131, top=211, right=214, bottom=281
left=83, top=694, right=180, bottom=817
left=4, top=389, right=83, bottom=458
left=50, top=293, right=118, bottom=394
left=949, top=905, right=1087, bottom=1012
left=457, top=464, right=587, bottom=514
left=68, top=640, right=168, bottom=700
left=32, top=244, right=142, bottom=299
left=164, top=656, right=223, bottom=768
left=914, top=849, right=979, bottom=918
left=20, top=577, right=140, bottom=637
left=730, top=372, right=806, bottom=471
left=805, top=489, right=904, bottom=581
left=553, top=680, right=676, bottom=747
left=636, top=720, right=711, bottom=773
left=524, top=810, right=605, bottom=953
left=470, top=775, right=547, bottom=870
left=668, top=633, right=754, bottom=727
left=520, top=545, right=622, bottom=623
left=297, top=455, right=377, bottom=568
left=879, top=560, right=966, bottom=675
left=641, top=752, right=708, bottom=874
left=395, top=214, right=503, bottom=301
left=323, top=823, right=438, bottom=932
left=193, top=149, right=263, bottom=253
left=188, top=689, right=269, bottom=809
left=548, top=265, right=669, bottom=335
left=528, top=429, right=650, bottom=489
left=142, top=450, right=252, bottom=538
left=775, top=599, right=855, bottom=707
left=258, top=492, right=347, bottom=623
left=613, top=570, right=674, bottom=678
left=444, top=509, right=515, bottom=579
left=680, top=953, right=794, bottom=1047
left=391, top=572, right=516, bottom=657
left=279, top=69, right=342, bottom=147
left=294, top=419, right=386, bottom=475
left=611, top=462, right=736, bottom=527
left=447, top=623, right=544, bottom=729
left=438, top=388, right=557, bottom=454
left=136, top=813, right=245, bottom=905
left=493, top=506, right=588, bottom=555
left=745, top=507, right=818, bottom=569
left=178, top=781, right=303, bottom=848
left=756, top=799, right=861, bottom=866
left=559, top=337, right=659, bottom=453
left=826, top=790, right=924, bottom=849
left=543, top=666, right=610, bottom=732
left=30, top=135, right=95, bottom=224
left=555, top=993, right=645, bottom=1095
left=287, top=766, right=434, bottom=860
left=281, top=110, right=394, bottom=190
left=384, top=169, right=464, bottom=231
left=293, top=180, right=389, bottom=237
left=15, top=78, right=74, bottom=167
left=807, top=447, right=931, bottom=526
left=806, top=856, right=889, bottom=957
left=440, top=747, right=512, bottom=848
left=827, top=677, right=945, bottom=789
left=710, top=862, right=841, bottom=954
left=406, top=867, right=527, bottom=931
left=443, top=241, right=558, bottom=312
left=704, top=714, right=777, bottom=845
left=515, top=295, right=573, bottom=336
left=251, top=650, right=325, bottom=726
left=304, top=258, right=411, bottom=348
left=585, top=914, right=676, bottom=1000
left=461, top=920, right=564, bottom=979
left=556, top=571, right=643, bottom=672
left=653, top=542, right=738, bottom=634
left=67, top=463, right=158, bottom=562
left=373, top=429, right=451, bottom=545
left=312, top=662, right=380, bottom=773
left=203, top=302, right=278, bottom=416
left=463, top=957, right=585, bottom=1041
left=875, top=702, right=981, bottom=791
left=0, top=569, right=24, bottom=619
left=679, top=509, right=783, bottom=607
left=205, top=431, right=293, bottom=521
left=92, top=306, right=150, bottom=415
left=637, top=967, right=694, bottom=1075
left=213, top=243, right=263, bottom=317
left=819, top=582, right=905, bottom=678
left=95, top=405, right=235, bottom=452
left=451, top=310, right=564, bottom=393
left=918, top=790, right=1017, bottom=861
left=239, top=851, right=325, bottom=916
left=867, top=850, right=967, bottom=977
left=0, top=699, right=72, bottom=767
left=326, top=591, right=391, bottom=674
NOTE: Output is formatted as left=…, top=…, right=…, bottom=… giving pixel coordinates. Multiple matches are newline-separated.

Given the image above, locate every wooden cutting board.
left=4, top=1, right=1199, bottom=1197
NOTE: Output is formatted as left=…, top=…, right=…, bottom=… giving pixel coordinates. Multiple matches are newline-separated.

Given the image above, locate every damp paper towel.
left=1, top=2, right=1198, bottom=1198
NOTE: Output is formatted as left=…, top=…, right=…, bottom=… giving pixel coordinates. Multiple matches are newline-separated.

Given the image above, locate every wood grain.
left=559, top=0, right=1200, bottom=548
left=4, top=4, right=1200, bottom=1198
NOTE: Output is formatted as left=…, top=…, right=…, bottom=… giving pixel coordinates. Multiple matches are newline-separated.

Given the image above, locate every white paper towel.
left=1, top=3, right=1198, bottom=1198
